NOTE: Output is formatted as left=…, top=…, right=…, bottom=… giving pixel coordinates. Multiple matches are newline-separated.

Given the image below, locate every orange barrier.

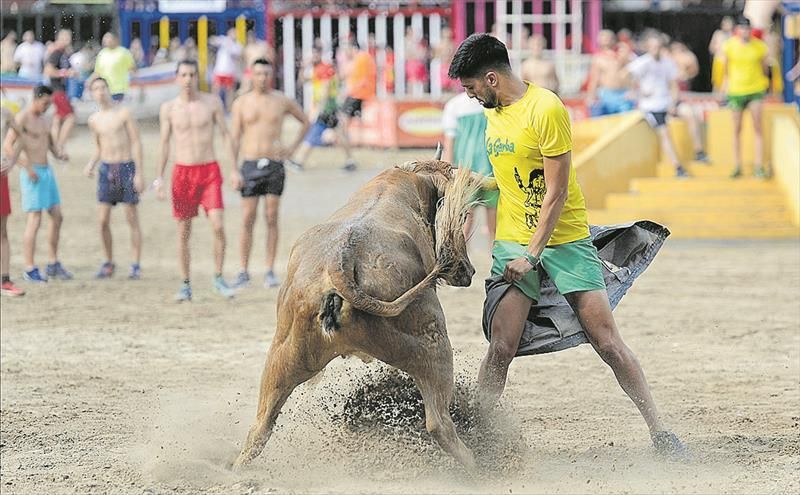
left=348, top=99, right=445, bottom=148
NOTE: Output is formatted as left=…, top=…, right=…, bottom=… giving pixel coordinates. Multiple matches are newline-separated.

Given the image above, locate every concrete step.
left=605, top=192, right=787, bottom=210
left=587, top=207, right=793, bottom=227
left=656, top=160, right=739, bottom=178
left=629, top=177, right=779, bottom=194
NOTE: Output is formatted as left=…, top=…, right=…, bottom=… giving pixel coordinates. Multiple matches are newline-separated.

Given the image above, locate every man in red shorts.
left=44, top=29, right=77, bottom=152
left=155, top=59, right=238, bottom=301
left=1, top=104, right=25, bottom=296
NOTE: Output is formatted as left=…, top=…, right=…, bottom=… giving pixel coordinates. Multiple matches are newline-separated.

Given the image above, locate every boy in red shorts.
left=1, top=104, right=25, bottom=296
left=155, top=59, right=238, bottom=301
left=44, top=29, right=77, bottom=151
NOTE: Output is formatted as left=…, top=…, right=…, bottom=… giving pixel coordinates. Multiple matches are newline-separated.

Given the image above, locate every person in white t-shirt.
left=210, top=28, right=242, bottom=112
left=14, top=31, right=46, bottom=80
left=626, top=34, right=689, bottom=177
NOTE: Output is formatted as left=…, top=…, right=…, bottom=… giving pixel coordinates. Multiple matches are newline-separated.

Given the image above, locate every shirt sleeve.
left=533, top=93, right=572, bottom=157
left=626, top=56, right=646, bottom=79
left=442, top=99, right=458, bottom=137
left=125, top=49, right=136, bottom=70
left=666, top=59, right=678, bottom=81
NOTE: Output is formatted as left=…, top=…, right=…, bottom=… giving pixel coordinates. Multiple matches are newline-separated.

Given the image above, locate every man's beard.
left=479, top=89, right=499, bottom=109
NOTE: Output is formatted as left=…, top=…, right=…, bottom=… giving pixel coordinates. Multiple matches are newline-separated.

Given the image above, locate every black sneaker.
left=694, top=151, right=711, bottom=164
left=675, top=165, right=691, bottom=178
left=342, top=160, right=357, bottom=172
left=652, top=430, right=689, bottom=461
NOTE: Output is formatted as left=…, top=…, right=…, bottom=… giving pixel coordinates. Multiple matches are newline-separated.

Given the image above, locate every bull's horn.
left=434, top=142, right=443, bottom=160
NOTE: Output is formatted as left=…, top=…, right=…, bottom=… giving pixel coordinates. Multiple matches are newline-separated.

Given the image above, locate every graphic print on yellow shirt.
left=485, top=83, right=589, bottom=246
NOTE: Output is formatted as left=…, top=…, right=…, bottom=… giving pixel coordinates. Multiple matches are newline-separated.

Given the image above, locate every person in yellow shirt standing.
left=93, top=33, right=137, bottom=103
left=448, top=33, right=686, bottom=458
left=720, top=17, right=770, bottom=178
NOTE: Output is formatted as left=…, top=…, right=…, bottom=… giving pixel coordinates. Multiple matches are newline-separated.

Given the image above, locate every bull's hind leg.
left=411, top=339, right=477, bottom=471
left=234, top=336, right=329, bottom=468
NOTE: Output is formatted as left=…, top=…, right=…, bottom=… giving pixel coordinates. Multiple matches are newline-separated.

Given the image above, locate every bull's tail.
left=320, top=248, right=440, bottom=333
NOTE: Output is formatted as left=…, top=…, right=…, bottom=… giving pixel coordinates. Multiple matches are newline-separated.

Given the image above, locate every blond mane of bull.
left=397, top=161, right=483, bottom=280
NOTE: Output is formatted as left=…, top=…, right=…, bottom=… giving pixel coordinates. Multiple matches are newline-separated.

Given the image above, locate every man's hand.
left=83, top=162, right=95, bottom=178
left=503, top=257, right=535, bottom=283
left=230, top=170, right=243, bottom=191
left=133, top=173, right=144, bottom=194
left=153, top=177, right=165, bottom=200
left=54, top=148, right=69, bottom=162
left=0, top=156, right=14, bottom=176
left=26, top=168, right=39, bottom=183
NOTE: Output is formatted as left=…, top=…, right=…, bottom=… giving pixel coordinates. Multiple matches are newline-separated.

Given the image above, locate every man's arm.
left=155, top=102, right=172, bottom=198
left=229, top=97, right=242, bottom=165
left=3, top=115, right=34, bottom=180
left=285, top=98, right=310, bottom=159
left=213, top=96, right=242, bottom=190
left=124, top=109, right=144, bottom=192
left=442, top=135, right=455, bottom=164
left=525, top=152, right=571, bottom=258
left=84, top=117, right=101, bottom=177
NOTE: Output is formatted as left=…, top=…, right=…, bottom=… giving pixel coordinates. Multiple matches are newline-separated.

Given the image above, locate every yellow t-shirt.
left=722, top=37, right=769, bottom=96
left=485, top=83, right=589, bottom=246
left=94, top=47, right=136, bottom=95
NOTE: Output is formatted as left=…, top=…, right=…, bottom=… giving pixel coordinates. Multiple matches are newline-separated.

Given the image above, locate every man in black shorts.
left=230, top=58, right=309, bottom=288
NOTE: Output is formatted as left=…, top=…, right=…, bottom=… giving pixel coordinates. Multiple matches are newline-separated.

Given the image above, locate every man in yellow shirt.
left=720, top=17, right=770, bottom=178
left=448, top=33, right=685, bottom=457
left=93, top=33, right=137, bottom=102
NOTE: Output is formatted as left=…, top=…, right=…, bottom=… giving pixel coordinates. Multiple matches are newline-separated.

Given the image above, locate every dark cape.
left=482, top=221, right=670, bottom=356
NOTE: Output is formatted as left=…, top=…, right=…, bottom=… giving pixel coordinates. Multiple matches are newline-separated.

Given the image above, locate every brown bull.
left=234, top=159, right=482, bottom=470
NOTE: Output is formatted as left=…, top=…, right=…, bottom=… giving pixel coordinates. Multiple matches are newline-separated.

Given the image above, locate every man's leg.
left=264, top=194, right=280, bottom=273
left=476, top=286, right=532, bottom=412
left=749, top=99, right=765, bottom=174
left=47, top=205, right=63, bottom=264
left=676, top=103, right=706, bottom=158
left=177, top=218, right=192, bottom=281
left=23, top=211, right=41, bottom=269
left=208, top=209, right=226, bottom=276
left=57, top=114, right=75, bottom=150
left=564, top=289, right=666, bottom=434
left=125, top=204, right=142, bottom=265
left=239, top=197, right=259, bottom=273
left=98, top=203, right=113, bottom=263
left=1, top=216, right=9, bottom=276
left=657, top=126, right=687, bottom=176
left=731, top=108, right=744, bottom=176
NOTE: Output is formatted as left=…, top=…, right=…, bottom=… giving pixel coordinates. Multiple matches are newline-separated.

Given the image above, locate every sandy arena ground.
left=1, top=124, right=799, bottom=494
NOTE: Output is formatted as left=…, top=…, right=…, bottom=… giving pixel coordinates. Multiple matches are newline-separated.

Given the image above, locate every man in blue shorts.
left=2, top=85, right=72, bottom=282
left=84, top=77, right=144, bottom=279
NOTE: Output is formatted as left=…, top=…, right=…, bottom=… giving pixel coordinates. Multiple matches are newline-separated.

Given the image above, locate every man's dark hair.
left=176, top=59, right=199, bottom=73
left=448, top=33, right=511, bottom=80
left=252, top=57, right=271, bottom=68
left=90, top=76, right=108, bottom=88
left=33, top=85, right=53, bottom=98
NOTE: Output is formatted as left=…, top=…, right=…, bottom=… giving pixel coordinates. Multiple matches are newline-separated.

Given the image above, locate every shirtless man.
left=587, top=30, right=634, bottom=116
left=521, top=34, right=559, bottom=93
left=230, top=58, right=309, bottom=289
left=83, top=77, right=144, bottom=280
left=240, top=31, right=275, bottom=94
left=1, top=100, right=25, bottom=296
left=2, top=85, right=72, bottom=283
left=155, top=60, right=236, bottom=301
